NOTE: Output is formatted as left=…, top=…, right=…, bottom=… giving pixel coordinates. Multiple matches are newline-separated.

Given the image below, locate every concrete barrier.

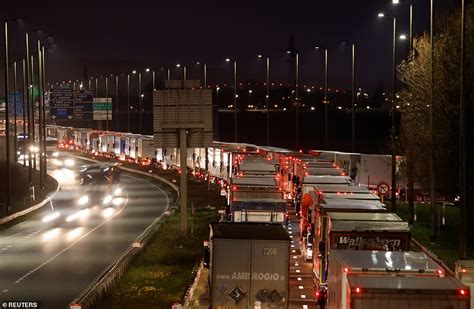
left=0, top=176, right=59, bottom=225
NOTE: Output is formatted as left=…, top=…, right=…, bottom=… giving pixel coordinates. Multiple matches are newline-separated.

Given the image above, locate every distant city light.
left=145, top=68, right=150, bottom=72
left=378, top=12, right=385, bottom=18
left=399, top=34, right=407, bottom=40
left=225, top=58, right=231, bottom=62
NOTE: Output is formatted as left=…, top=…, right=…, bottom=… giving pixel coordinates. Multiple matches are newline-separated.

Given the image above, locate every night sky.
left=4, top=0, right=458, bottom=93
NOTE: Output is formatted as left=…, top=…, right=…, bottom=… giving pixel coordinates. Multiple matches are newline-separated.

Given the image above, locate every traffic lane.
left=0, top=154, right=106, bottom=243
left=0, top=172, right=172, bottom=308
left=287, top=212, right=317, bottom=309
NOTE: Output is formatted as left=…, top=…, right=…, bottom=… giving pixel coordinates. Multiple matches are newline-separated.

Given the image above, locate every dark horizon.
left=3, top=0, right=459, bottom=94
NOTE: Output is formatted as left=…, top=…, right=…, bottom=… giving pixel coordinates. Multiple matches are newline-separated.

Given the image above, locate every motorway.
left=0, top=152, right=175, bottom=308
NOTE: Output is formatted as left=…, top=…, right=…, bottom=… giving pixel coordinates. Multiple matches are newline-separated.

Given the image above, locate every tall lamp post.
left=226, top=58, right=238, bottom=142
left=459, top=0, right=466, bottom=258
left=351, top=43, right=356, bottom=153
left=258, top=54, right=271, bottom=145
left=392, top=0, right=415, bottom=225
left=378, top=12, right=407, bottom=212
left=3, top=21, right=11, bottom=212
left=315, top=46, right=329, bottom=149
left=429, top=0, right=436, bottom=243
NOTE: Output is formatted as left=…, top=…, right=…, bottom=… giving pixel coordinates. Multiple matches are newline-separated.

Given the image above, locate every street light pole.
left=115, top=75, right=119, bottom=131
left=429, top=0, right=436, bottom=243
left=22, top=59, right=27, bottom=166
left=295, top=53, right=299, bottom=149
left=4, top=21, right=11, bottom=212
left=459, top=0, right=467, bottom=259
left=127, top=73, right=130, bottom=132
left=30, top=55, right=36, bottom=171
left=266, top=57, right=270, bottom=145
left=41, top=46, right=47, bottom=182
left=25, top=33, right=32, bottom=188
left=37, top=40, right=45, bottom=193
left=324, top=48, right=328, bottom=150
left=139, top=72, right=142, bottom=133
left=204, top=63, right=207, bottom=89
left=351, top=43, right=356, bottom=153
left=391, top=17, right=398, bottom=212
left=13, top=61, right=18, bottom=158
left=105, top=76, right=109, bottom=131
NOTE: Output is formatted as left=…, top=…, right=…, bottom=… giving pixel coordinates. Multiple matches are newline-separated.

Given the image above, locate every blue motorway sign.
left=49, top=89, right=94, bottom=120
left=74, top=90, right=94, bottom=120
left=49, top=89, right=74, bottom=120
left=8, top=92, right=24, bottom=117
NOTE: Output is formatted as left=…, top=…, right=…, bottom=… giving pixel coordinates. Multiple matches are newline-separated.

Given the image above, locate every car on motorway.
left=77, top=163, right=121, bottom=185
left=41, top=184, right=126, bottom=226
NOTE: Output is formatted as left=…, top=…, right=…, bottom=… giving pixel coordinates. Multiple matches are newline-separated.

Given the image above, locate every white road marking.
left=299, top=285, right=304, bottom=289
left=13, top=172, right=171, bottom=285
left=14, top=195, right=130, bottom=284
left=297, top=277, right=302, bottom=281
left=303, top=305, right=308, bottom=309
left=296, top=269, right=301, bottom=273
left=300, top=294, right=306, bottom=299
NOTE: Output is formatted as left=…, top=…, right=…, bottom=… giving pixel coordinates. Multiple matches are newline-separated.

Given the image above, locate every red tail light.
left=355, top=287, right=362, bottom=293
left=459, top=289, right=469, bottom=296
left=344, top=267, right=350, bottom=273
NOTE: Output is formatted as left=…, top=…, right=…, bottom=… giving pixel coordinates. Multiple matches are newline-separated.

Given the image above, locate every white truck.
left=327, top=250, right=470, bottom=309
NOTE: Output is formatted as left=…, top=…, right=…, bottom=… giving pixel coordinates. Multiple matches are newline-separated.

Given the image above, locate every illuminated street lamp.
left=378, top=11, right=408, bottom=212
left=226, top=58, right=238, bottom=142
left=257, top=54, right=271, bottom=145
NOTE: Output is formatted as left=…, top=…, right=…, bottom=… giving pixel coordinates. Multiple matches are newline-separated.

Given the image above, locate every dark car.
left=78, top=164, right=121, bottom=185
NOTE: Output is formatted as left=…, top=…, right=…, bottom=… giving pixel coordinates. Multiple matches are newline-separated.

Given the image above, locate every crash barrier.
left=69, top=157, right=180, bottom=309
left=0, top=175, right=59, bottom=225
left=183, top=259, right=205, bottom=307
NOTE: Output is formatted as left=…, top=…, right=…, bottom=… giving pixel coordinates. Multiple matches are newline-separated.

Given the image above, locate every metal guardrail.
left=69, top=156, right=180, bottom=309
left=0, top=176, right=59, bottom=225
left=182, top=259, right=204, bottom=307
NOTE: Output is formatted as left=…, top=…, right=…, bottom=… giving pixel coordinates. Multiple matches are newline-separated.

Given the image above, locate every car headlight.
left=42, top=212, right=60, bottom=223
left=66, top=208, right=90, bottom=222
left=52, top=152, right=59, bottom=157
left=78, top=195, right=89, bottom=205
left=103, top=195, right=113, bottom=205
left=112, top=197, right=124, bottom=206
left=64, top=159, right=75, bottom=167
left=114, top=188, right=122, bottom=196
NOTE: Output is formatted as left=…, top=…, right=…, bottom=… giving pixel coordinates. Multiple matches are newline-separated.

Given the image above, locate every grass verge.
left=96, top=173, right=222, bottom=309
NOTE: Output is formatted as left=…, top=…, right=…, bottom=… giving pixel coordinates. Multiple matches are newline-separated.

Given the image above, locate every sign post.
left=153, top=83, right=213, bottom=233
left=377, top=182, right=390, bottom=203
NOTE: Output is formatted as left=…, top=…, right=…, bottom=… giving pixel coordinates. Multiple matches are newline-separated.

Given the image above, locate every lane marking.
left=13, top=170, right=171, bottom=285
left=13, top=198, right=128, bottom=284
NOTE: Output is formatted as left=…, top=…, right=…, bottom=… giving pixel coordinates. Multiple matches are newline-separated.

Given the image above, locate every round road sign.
left=377, top=182, right=390, bottom=195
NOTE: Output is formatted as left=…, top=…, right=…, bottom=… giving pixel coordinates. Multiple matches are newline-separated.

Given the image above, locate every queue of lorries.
left=45, top=125, right=470, bottom=308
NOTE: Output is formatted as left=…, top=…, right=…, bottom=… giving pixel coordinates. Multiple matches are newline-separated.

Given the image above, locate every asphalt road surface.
left=0, top=153, right=175, bottom=309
